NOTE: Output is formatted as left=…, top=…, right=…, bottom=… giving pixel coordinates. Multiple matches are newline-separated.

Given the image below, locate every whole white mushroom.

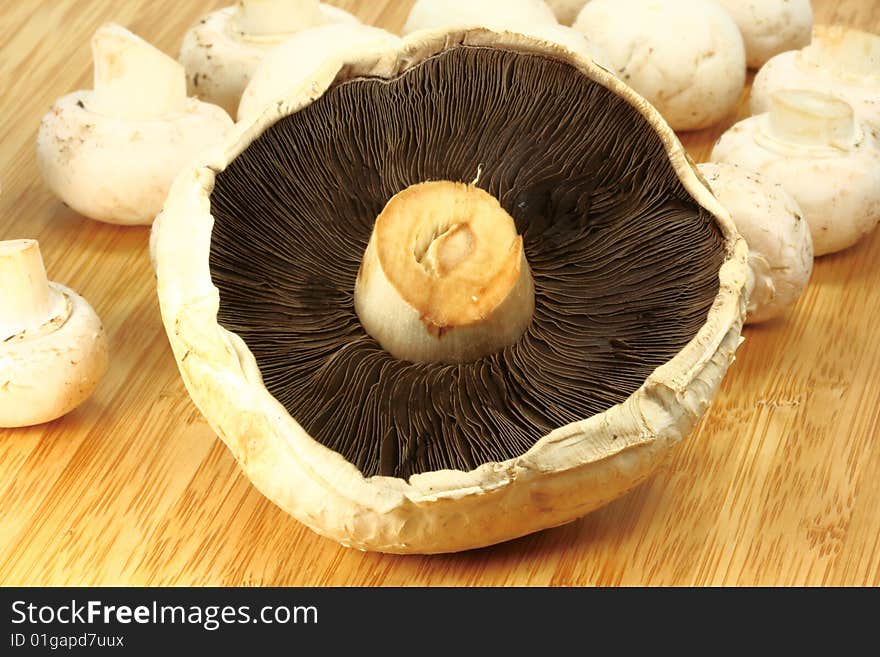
left=37, top=24, right=233, bottom=226
left=573, top=0, right=746, bottom=131
left=751, top=25, right=880, bottom=128
left=698, top=163, right=813, bottom=324
left=0, top=239, right=109, bottom=428
left=237, top=24, right=401, bottom=122
left=179, top=0, right=359, bottom=116
left=712, top=89, right=880, bottom=256
left=714, top=0, right=813, bottom=69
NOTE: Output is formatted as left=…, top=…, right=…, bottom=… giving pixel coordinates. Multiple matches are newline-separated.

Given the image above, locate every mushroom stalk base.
left=355, top=181, right=534, bottom=363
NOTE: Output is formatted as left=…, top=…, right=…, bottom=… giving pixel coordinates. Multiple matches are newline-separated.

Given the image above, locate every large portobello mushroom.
left=153, top=29, right=748, bottom=554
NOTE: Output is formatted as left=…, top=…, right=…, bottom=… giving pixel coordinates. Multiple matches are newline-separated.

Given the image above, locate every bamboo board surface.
left=1, top=0, right=879, bottom=586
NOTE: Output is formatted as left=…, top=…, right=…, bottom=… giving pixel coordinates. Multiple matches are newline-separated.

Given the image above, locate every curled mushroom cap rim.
left=153, top=28, right=749, bottom=553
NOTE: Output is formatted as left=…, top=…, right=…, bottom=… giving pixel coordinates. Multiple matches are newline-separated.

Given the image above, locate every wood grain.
left=1, top=0, right=878, bottom=587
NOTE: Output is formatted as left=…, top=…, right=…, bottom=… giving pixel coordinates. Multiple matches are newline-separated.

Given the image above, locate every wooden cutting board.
left=1, top=0, right=878, bottom=586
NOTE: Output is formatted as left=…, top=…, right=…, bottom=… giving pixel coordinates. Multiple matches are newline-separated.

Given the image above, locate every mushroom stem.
left=803, top=27, right=880, bottom=78
left=355, top=181, right=534, bottom=363
left=91, top=23, right=187, bottom=119
left=233, top=0, right=321, bottom=36
left=0, top=239, right=54, bottom=340
left=767, top=89, right=856, bottom=148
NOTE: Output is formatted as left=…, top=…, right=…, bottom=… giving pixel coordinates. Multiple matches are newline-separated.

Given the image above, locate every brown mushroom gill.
left=208, top=45, right=725, bottom=480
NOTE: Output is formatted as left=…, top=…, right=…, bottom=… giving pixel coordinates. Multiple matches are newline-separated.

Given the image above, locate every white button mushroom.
left=697, top=163, right=813, bottom=324
left=714, top=0, right=813, bottom=69
left=0, top=239, right=109, bottom=428
left=573, top=0, right=746, bottom=131
left=712, top=89, right=880, bottom=256
left=36, top=24, right=233, bottom=226
left=237, top=23, right=401, bottom=122
left=179, top=0, right=359, bottom=117
left=751, top=25, right=880, bottom=128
